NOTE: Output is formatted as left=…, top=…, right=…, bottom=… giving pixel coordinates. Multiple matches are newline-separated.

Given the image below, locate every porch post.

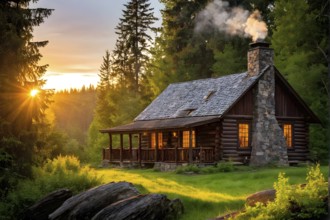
left=175, top=131, right=180, bottom=163
left=189, top=129, right=193, bottom=164
left=129, top=133, right=133, bottom=163
left=155, top=132, right=159, bottom=162
left=138, top=133, right=142, bottom=167
left=120, top=134, right=123, bottom=164
left=109, top=133, right=112, bottom=163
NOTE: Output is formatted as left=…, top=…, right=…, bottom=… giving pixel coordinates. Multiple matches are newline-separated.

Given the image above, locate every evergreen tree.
left=271, top=0, right=328, bottom=160
left=147, top=0, right=213, bottom=95
left=95, top=50, right=113, bottom=127
left=148, top=0, right=273, bottom=95
left=0, top=0, right=52, bottom=178
left=88, top=0, right=157, bottom=163
left=113, top=0, right=157, bottom=92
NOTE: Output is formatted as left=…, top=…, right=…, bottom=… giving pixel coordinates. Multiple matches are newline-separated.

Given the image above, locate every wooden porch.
left=102, top=147, right=215, bottom=164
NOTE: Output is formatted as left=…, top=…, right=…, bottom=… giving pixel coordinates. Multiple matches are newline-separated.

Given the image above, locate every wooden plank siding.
left=275, top=75, right=307, bottom=117
left=227, top=88, right=254, bottom=115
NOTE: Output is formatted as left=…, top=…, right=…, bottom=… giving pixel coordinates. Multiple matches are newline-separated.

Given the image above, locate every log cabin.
left=100, top=41, right=320, bottom=167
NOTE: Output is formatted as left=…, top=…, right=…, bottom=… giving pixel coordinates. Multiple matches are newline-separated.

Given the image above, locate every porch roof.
left=100, top=116, right=220, bottom=134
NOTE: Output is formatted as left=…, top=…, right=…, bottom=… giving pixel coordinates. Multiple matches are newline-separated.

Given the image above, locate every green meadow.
left=96, top=165, right=328, bottom=220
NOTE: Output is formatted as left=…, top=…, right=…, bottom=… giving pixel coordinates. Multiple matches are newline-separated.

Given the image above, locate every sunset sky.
left=32, top=0, right=163, bottom=91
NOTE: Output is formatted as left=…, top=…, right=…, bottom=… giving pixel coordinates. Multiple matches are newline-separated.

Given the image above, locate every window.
left=182, top=130, right=196, bottom=148
left=151, top=132, right=163, bottom=149
left=283, top=124, right=292, bottom=148
left=238, top=123, right=249, bottom=148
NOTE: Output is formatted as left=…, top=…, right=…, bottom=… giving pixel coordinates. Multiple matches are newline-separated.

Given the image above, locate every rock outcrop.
left=25, top=182, right=183, bottom=220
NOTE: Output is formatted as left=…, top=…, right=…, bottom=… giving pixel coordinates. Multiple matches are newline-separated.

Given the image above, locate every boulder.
left=92, top=194, right=184, bottom=220
left=24, top=188, right=72, bottom=220
left=246, top=189, right=276, bottom=206
left=49, top=182, right=139, bottom=220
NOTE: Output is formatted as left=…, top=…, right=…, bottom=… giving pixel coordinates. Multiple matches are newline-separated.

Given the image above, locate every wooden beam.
left=176, top=131, right=180, bottom=163
left=138, top=133, right=142, bottom=167
left=109, top=133, right=112, bottom=163
left=189, top=129, right=193, bottom=164
left=120, top=134, right=123, bottom=164
left=215, top=125, right=220, bottom=161
left=155, top=132, right=158, bottom=162
left=129, top=133, right=133, bottom=163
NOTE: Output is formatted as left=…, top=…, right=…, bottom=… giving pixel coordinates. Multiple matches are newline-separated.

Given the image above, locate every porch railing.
left=103, top=147, right=215, bottom=163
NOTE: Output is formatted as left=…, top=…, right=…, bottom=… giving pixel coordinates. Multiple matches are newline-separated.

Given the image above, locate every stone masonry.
left=248, top=41, right=289, bottom=166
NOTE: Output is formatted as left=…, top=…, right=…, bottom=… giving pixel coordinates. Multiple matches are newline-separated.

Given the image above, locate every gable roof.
left=101, top=65, right=320, bottom=133
left=135, top=71, right=259, bottom=121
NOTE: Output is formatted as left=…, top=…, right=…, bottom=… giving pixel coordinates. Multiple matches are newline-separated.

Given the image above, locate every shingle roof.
left=135, top=72, right=259, bottom=121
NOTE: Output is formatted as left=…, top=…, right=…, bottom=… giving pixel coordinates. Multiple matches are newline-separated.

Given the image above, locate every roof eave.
left=99, top=116, right=221, bottom=134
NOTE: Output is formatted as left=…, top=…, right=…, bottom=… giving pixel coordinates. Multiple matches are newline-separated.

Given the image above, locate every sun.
left=30, top=89, right=39, bottom=97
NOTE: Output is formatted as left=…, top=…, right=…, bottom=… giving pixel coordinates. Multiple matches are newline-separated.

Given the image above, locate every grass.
left=96, top=165, right=328, bottom=220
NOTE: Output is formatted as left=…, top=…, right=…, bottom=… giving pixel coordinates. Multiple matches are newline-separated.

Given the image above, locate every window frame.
left=281, top=123, right=294, bottom=148
left=237, top=122, right=251, bottom=149
left=182, top=130, right=196, bottom=148
left=150, top=132, right=163, bottom=149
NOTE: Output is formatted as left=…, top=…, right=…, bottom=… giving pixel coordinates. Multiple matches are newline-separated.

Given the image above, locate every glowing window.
left=182, top=130, right=196, bottom=148
left=151, top=132, right=163, bottom=149
left=283, top=124, right=292, bottom=148
left=239, top=123, right=249, bottom=148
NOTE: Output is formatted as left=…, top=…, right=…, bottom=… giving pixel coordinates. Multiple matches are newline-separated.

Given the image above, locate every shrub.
left=175, top=161, right=236, bottom=174
left=216, top=161, right=235, bottom=172
left=175, top=164, right=200, bottom=174
left=233, top=164, right=327, bottom=220
left=0, top=155, right=102, bottom=219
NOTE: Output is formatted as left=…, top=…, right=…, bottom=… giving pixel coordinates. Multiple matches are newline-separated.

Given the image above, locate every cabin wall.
left=195, top=123, right=217, bottom=148
left=221, top=76, right=311, bottom=164
left=141, top=134, right=149, bottom=148
left=222, top=88, right=254, bottom=163
left=275, top=75, right=307, bottom=118
left=220, top=117, right=252, bottom=163
left=227, top=89, right=254, bottom=116
left=195, top=122, right=220, bottom=161
left=277, top=119, right=309, bottom=163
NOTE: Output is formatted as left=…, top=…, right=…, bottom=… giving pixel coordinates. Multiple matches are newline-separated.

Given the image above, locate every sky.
left=32, top=0, right=163, bottom=91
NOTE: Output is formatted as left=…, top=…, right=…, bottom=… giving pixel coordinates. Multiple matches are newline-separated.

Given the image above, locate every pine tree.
left=0, top=1, right=52, bottom=136
left=271, top=0, right=328, bottom=160
left=0, top=0, right=52, bottom=177
left=148, top=0, right=272, bottom=95
left=113, top=0, right=157, bottom=92
left=95, top=50, right=113, bottom=129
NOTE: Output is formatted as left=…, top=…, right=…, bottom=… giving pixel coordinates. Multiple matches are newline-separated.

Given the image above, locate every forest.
left=0, top=0, right=329, bottom=219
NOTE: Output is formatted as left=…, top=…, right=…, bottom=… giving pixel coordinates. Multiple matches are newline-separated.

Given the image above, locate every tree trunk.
left=49, top=182, right=139, bottom=220
left=92, top=194, right=184, bottom=220
left=24, top=189, right=72, bottom=220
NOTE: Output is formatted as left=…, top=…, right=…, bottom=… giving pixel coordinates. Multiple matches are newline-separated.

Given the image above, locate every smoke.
left=195, top=0, right=268, bottom=42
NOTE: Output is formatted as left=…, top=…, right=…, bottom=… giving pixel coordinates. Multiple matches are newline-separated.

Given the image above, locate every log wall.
left=277, top=119, right=309, bottom=163
left=220, top=117, right=252, bottom=163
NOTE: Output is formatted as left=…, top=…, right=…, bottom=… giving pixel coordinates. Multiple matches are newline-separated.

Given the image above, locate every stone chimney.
left=248, top=40, right=273, bottom=77
left=248, top=40, right=289, bottom=166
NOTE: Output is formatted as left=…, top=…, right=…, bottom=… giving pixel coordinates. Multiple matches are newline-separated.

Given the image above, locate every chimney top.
left=249, top=39, right=270, bottom=49
left=247, top=39, right=273, bottom=77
